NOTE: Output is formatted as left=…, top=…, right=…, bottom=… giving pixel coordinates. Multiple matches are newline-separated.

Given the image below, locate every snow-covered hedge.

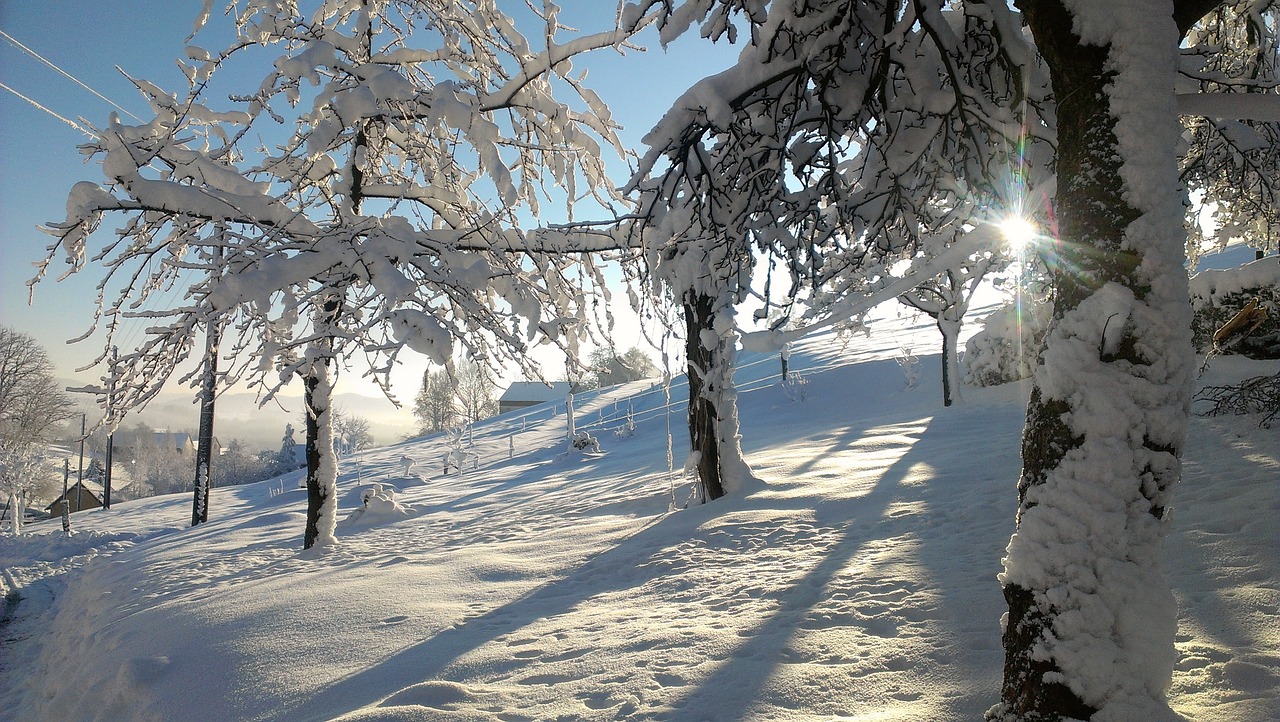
left=963, top=298, right=1050, bottom=387
left=1189, top=258, right=1280, bottom=359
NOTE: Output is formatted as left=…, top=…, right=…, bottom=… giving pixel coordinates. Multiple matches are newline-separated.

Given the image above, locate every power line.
left=0, top=81, right=92, bottom=135
left=0, top=27, right=142, bottom=122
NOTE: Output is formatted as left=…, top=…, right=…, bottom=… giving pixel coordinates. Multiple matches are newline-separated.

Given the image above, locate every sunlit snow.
left=0, top=308, right=1275, bottom=721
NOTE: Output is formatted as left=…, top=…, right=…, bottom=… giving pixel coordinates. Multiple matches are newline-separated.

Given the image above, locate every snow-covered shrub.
left=614, top=409, right=636, bottom=439
left=342, top=484, right=409, bottom=528
left=1189, top=258, right=1280, bottom=358
left=896, top=347, right=921, bottom=389
left=963, top=297, right=1050, bottom=387
left=571, top=431, right=601, bottom=453
left=782, top=372, right=808, bottom=402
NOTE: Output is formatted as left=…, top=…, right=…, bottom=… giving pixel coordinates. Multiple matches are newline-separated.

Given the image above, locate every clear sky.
left=0, top=2, right=735, bottom=407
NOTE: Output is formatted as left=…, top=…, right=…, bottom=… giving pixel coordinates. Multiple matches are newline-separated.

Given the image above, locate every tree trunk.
left=938, top=315, right=961, bottom=408
left=302, top=356, right=337, bottom=549
left=996, top=1, right=1194, bottom=718
left=684, top=290, right=725, bottom=502
left=191, top=315, right=219, bottom=526
left=9, top=493, right=21, bottom=536
left=681, top=288, right=757, bottom=503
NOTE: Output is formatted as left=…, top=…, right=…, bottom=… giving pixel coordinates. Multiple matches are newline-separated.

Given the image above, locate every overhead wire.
left=0, top=28, right=143, bottom=121
left=0, top=80, right=92, bottom=135
left=0, top=27, right=172, bottom=379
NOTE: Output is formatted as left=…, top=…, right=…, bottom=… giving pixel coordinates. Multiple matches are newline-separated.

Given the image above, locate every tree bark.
left=997, top=0, right=1196, bottom=718
left=938, top=316, right=961, bottom=408
left=191, top=312, right=220, bottom=527
left=684, top=290, right=726, bottom=502
left=302, top=292, right=342, bottom=550
left=302, top=355, right=335, bottom=549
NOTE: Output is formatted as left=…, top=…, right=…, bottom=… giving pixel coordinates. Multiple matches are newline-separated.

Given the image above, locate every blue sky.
left=0, top=1, right=736, bottom=396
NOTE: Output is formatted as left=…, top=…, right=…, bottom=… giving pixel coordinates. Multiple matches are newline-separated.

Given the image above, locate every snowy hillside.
left=1, top=314, right=1276, bottom=721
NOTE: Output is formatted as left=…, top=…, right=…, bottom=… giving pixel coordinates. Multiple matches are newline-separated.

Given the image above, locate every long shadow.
left=660, top=413, right=939, bottom=720
left=667, top=383, right=1024, bottom=719
left=1161, top=414, right=1280, bottom=718
left=274, top=391, right=929, bottom=722
left=279, top=505, right=710, bottom=721
left=219, top=351, right=993, bottom=720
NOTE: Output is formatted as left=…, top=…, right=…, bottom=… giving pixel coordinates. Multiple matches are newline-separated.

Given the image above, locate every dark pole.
left=76, top=413, right=86, bottom=491
left=103, top=346, right=116, bottom=510
left=103, top=434, right=113, bottom=509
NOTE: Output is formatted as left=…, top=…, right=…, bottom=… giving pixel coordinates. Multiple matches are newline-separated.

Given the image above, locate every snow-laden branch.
left=741, top=224, right=1002, bottom=352
left=1178, top=92, right=1280, bottom=120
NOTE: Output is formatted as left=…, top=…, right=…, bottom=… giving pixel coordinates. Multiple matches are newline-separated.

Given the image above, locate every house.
left=45, top=479, right=104, bottom=516
left=152, top=432, right=221, bottom=456
left=498, top=382, right=573, bottom=414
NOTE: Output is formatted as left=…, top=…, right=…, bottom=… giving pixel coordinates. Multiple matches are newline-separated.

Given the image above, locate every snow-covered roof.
left=499, top=381, right=572, bottom=404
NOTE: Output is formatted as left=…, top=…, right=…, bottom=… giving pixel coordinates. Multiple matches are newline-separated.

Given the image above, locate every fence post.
left=565, top=393, right=576, bottom=449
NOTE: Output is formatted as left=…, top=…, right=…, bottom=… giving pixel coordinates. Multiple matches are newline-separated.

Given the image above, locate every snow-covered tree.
left=624, top=179, right=758, bottom=502
left=990, top=4, right=1278, bottom=718
left=587, top=346, right=658, bottom=389
left=621, top=0, right=1054, bottom=500
left=412, top=369, right=459, bottom=435
left=332, top=410, right=374, bottom=456
left=34, top=1, right=643, bottom=549
left=277, top=424, right=301, bottom=472
left=1180, top=6, right=1280, bottom=262
left=963, top=294, right=1052, bottom=389
left=453, top=357, right=499, bottom=426
left=0, top=327, right=75, bottom=533
left=626, top=0, right=1280, bottom=718
left=897, top=236, right=1012, bottom=406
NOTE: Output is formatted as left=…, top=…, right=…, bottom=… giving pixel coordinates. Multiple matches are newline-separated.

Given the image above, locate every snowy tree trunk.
left=995, top=1, right=1194, bottom=719
left=938, top=314, right=962, bottom=408
left=9, top=493, right=21, bottom=536
left=683, top=290, right=756, bottom=502
left=302, top=356, right=338, bottom=550
left=684, top=291, right=724, bottom=501
left=191, top=315, right=219, bottom=527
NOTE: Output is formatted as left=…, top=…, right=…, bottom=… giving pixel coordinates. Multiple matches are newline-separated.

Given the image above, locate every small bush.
left=963, top=298, right=1050, bottom=387
left=1195, top=372, right=1280, bottom=428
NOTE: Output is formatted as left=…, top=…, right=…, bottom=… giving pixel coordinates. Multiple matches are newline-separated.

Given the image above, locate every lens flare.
left=999, top=216, right=1038, bottom=251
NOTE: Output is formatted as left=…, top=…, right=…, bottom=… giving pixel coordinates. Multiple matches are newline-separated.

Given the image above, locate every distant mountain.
left=57, top=382, right=417, bottom=452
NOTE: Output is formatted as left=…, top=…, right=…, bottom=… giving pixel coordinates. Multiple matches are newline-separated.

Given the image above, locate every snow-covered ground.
left=1, top=310, right=1275, bottom=721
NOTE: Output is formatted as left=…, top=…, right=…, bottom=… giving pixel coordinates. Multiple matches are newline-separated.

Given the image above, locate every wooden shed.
left=45, top=480, right=104, bottom=515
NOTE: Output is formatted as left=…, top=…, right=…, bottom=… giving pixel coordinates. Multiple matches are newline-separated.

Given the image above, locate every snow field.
left=0, top=314, right=1275, bottom=721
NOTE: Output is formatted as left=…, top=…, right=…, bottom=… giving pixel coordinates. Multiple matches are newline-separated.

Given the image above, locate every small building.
left=152, top=432, right=221, bottom=456
left=498, top=382, right=573, bottom=414
left=45, top=480, right=104, bottom=515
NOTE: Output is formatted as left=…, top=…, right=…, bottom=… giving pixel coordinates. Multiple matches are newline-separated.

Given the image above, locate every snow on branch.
left=33, top=0, right=651, bottom=428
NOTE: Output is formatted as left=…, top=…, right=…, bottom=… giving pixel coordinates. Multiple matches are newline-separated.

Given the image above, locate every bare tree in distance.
left=453, top=358, right=499, bottom=427
left=585, top=346, right=658, bottom=389
left=0, top=326, right=76, bottom=533
left=412, top=369, right=459, bottom=436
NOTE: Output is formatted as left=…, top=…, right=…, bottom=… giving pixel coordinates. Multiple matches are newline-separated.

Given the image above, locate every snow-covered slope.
left=1, top=314, right=1276, bottom=721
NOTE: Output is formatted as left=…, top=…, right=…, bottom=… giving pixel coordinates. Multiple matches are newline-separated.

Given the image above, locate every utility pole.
left=103, top=346, right=117, bottom=510
left=76, top=413, right=86, bottom=493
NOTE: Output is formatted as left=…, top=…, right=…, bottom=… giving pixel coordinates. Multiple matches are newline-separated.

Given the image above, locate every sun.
left=998, top=216, right=1039, bottom=251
